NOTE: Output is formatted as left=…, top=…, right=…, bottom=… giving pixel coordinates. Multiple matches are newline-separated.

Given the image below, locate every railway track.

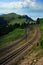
left=0, top=28, right=29, bottom=58
left=0, top=27, right=39, bottom=65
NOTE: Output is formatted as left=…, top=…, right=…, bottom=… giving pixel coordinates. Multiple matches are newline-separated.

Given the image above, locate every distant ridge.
left=0, top=13, right=34, bottom=27
left=0, top=13, right=34, bottom=22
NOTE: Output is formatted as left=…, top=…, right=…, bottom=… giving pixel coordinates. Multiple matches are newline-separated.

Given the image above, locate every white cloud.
left=0, top=0, right=43, bottom=14
left=24, top=0, right=43, bottom=9
left=0, top=1, right=28, bottom=9
left=0, top=2, right=22, bottom=8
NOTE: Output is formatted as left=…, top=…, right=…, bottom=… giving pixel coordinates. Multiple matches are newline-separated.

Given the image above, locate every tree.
left=36, top=18, right=40, bottom=24
left=21, top=22, right=26, bottom=28
left=14, top=23, right=20, bottom=28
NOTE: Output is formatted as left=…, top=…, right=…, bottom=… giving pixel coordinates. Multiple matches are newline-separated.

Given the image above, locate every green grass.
left=32, top=21, right=43, bottom=50
left=0, top=28, right=26, bottom=47
left=1, top=13, right=27, bottom=25
left=39, top=20, right=43, bottom=48
left=32, top=20, right=43, bottom=50
left=9, top=18, right=26, bottom=25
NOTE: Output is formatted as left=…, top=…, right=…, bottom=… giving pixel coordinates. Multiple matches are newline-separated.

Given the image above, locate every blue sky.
left=0, top=0, right=43, bottom=19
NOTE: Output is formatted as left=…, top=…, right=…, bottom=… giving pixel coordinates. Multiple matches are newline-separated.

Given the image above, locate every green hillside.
left=0, top=13, right=34, bottom=47
left=0, top=13, right=33, bottom=25
left=9, top=18, right=26, bottom=25
left=0, top=13, right=25, bottom=24
left=0, top=28, right=26, bottom=47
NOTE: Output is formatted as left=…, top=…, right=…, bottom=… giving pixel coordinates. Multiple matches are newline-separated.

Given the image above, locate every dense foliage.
left=0, top=13, right=34, bottom=36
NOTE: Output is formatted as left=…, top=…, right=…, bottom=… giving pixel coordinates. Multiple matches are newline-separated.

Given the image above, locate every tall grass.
left=0, top=28, right=26, bottom=47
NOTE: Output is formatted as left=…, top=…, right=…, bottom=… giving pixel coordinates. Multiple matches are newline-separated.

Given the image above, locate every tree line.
left=0, top=21, right=29, bottom=36
left=0, top=17, right=40, bottom=36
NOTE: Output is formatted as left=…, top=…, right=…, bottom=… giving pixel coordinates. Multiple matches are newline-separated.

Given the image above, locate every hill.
left=0, top=13, right=34, bottom=26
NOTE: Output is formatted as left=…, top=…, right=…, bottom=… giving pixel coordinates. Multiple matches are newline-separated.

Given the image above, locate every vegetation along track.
left=0, top=28, right=29, bottom=58
left=0, top=26, right=40, bottom=65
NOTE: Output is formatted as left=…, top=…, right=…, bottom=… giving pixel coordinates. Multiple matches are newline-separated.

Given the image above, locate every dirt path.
left=0, top=26, right=35, bottom=60
left=0, top=28, right=29, bottom=52
left=0, top=28, right=31, bottom=59
left=35, top=57, right=43, bottom=65
left=0, top=25, right=40, bottom=65
left=0, top=26, right=39, bottom=65
left=19, top=27, right=41, bottom=65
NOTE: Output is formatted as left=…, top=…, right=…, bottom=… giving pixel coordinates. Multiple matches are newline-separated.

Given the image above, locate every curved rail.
left=0, top=28, right=39, bottom=65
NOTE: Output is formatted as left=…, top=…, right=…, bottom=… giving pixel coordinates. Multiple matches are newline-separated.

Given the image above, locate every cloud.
left=24, top=0, right=43, bottom=10
left=0, top=2, right=23, bottom=8
left=0, top=1, right=27, bottom=9
left=0, top=0, right=43, bottom=9
left=0, top=0, right=43, bottom=14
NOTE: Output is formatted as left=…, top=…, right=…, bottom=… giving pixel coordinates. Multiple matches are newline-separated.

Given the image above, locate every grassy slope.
left=9, top=18, right=26, bottom=25
left=29, top=22, right=43, bottom=63
left=1, top=13, right=26, bottom=25
left=1, top=13, right=30, bottom=25
left=0, top=13, right=32, bottom=48
left=0, top=13, right=26, bottom=47
left=39, top=19, right=43, bottom=48
left=0, top=28, right=26, bottom=47
left=32, top=19, right=43, bottom=50
left=31, top=19, right=43, bottom=58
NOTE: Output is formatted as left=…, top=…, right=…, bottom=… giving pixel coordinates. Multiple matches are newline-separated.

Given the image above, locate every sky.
left=0, top=0, right=43, bottom=20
